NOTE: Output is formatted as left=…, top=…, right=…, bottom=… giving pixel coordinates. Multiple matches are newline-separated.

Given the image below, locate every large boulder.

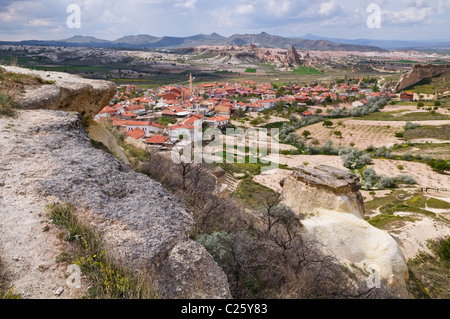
left=282, top=165, right=365, bottom=218
left=2, top=65, right=116, bottom=118
left=282, top=165, right=409, bottom=296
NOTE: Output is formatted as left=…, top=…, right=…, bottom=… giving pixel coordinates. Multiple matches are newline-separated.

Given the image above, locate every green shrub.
left=376, top=176, right=397, bottom=189
left=363, top=168, right=378, bottom=189
left=339, top=148, right=372, bottom=169
left=439, top=237, right=450, bottom=261
left=405, top=122, right=421, bottom=131
left=402, top=153, right=414, bottom=161
left=395, top=174, right=416, bottom=185
left=427, top=159, right=450, bottom=173
left=323, top=120, right=333, bottom=127
left=45, top=202, right=157, bottom=299
left=0, top=93, right=20, bottom=117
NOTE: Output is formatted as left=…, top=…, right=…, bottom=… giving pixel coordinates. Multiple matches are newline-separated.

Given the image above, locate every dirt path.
left=0, top=112, right=88, bottom=299
left=388, top=214, right=450, bottom=260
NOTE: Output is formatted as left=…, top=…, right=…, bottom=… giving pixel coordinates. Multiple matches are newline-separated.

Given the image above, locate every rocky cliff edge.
left=0, top=66, right=230, bottom=299
left=2, top=65, right=116, bottom=119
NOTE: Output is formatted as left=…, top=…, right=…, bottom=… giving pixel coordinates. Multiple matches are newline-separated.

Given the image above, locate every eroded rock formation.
left=394, top=64, right=450, bottom=93
left=282, top=165, right=409, bottom=296
left=282, top=165, right=365, bottom=217
left=2, top=65, right=116, bottom=118
left=286, top=45, right=303, bottom=66
left=193, top=45, right=309, bottom=69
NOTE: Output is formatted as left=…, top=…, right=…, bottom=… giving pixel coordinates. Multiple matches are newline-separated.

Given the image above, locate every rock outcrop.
left=282, top=165, right=409, bottom=296
left=0, top=67, right=230, bottom=299
left=0, top=110, right=230, bottom=299
left=282, top=165, right=365, bottom=217
left=394, top=64, right=450, bottom=93
left=285, top=45, right=303, bottom=66
left=2, top=65, right=116, bottom=118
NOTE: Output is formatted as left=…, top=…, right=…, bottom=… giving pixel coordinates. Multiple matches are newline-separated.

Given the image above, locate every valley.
left=1, top=37, right=449, bottom=300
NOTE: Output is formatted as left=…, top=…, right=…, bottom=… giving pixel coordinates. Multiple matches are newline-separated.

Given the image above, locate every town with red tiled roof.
left=94, top=76, right=391, bottom=150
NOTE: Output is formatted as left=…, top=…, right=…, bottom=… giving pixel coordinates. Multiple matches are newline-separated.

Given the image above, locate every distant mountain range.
left=3, top=32, right=449, bottom=52
left=0, top=32, right=386, bottom=52
left=301, top=34, right=450, bottom=51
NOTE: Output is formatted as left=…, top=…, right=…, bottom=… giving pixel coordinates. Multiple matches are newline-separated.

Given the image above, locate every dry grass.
left=46, top=202, right=158, bottom=299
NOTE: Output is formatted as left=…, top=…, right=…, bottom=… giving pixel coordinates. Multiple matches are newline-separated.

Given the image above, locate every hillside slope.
left=0, top=67, right=231, bottom=299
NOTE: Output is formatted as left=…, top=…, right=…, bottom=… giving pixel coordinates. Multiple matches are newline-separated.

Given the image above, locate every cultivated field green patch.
left=292, top=66, right=322, bottom=75
left=404, top=125, right=450, bottom=140
left=357, top=111, right=450, bottom=121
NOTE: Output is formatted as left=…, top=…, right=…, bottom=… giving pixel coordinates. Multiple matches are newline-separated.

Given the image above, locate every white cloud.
left=438, top=0, right=450, bottom=11
left=383, top=6, right=434, bottom=24
left=319, top=0, right=342, bottom=16
left=174, top=0, right=198, bottom=9
left=263, top=0, right=292, bottom=18
left=236, top=4, right=254, bottom=15
left=26, top=18, right=53, bottom=26
left=0, top=0, right=449, bottom=41
left=100, top=9, right=128, bottom=24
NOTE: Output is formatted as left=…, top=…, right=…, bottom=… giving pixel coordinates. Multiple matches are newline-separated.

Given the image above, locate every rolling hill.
left=0, top=32, right=386, bottom=52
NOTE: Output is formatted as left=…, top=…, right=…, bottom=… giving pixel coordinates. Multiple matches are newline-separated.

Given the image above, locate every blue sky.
left=0, top=0, right=449, bottom=41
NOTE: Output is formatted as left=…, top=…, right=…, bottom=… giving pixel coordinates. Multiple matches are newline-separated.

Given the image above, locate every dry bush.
left=139, top=150, right=398, bottom=299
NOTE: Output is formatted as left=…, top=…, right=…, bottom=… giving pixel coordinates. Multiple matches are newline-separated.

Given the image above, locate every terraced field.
left=296, top=119, right=403, bottom=149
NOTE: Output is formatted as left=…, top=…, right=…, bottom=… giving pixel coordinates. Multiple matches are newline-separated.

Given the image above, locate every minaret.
left=189, top=73, right=193, bottom=97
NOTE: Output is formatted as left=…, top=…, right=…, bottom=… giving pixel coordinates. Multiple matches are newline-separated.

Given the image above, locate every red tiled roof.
left=150, top=122, right=165, bottom=129
left=146, top=135, right=169, bottom=145
left=120, top=112, right=137, bottom=117
left=123, top=121, right=151, bottom=126
left=99, top=106, right=117, bottom=114
left=125, top=104, right=146, bottom=111
left=112, top=119, right=128, bottom=126
left=125, top=128, right=146, bottom=140
left=169, top=123, right=191, bottom=130
left=206, top=116, right=229, bottom=122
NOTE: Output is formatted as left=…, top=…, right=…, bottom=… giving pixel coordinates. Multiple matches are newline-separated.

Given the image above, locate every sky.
left=0, top=0, right=449, bottom=42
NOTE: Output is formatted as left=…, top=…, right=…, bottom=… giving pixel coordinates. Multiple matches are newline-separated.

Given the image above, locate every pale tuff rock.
left=285, top=45, right=303, bottom=66
left=394, top=64, right=450, bottom=93
left=282, top=165, right=409, bottom=296
left=158, top=240, right=231, bottom=299
left=2, top=65, right=116, bottom=118
left=282, top=165, right=365, bottom=218
left=0, top=109, right=230, bottom=299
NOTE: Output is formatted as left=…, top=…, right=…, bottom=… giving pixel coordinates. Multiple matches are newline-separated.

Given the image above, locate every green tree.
left=302, top=130, right=311, bottom=139
left=333, top=131, right=343, bottom=139
left=323, top=120, right=333, bottom=128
